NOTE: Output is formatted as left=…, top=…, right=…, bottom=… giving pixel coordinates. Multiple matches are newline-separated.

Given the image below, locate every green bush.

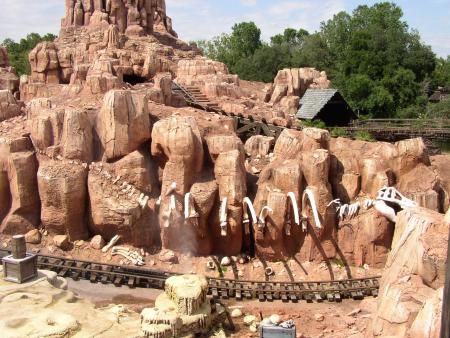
left=354, top=131, right=375, bottom=142
left=330, top=127, right=349, bottom=138
left=302, top=119, right=326, bottom=129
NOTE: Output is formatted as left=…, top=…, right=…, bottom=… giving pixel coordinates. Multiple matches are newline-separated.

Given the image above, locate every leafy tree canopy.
left=1, top=33, right=57, bottom=76
left=197, top=2, right=446, bottom=119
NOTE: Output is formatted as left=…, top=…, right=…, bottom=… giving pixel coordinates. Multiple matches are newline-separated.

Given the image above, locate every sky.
left=0, top=0, right=448, bottom=57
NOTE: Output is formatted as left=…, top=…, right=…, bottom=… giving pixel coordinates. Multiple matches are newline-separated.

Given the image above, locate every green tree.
left=431, top=56, right=450, bottom=89
left=1, top=33, right=57, bottom=76
left=197, top=2, right=438, bottom=119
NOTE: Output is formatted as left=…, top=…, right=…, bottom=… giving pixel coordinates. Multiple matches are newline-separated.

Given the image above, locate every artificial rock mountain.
left=0, top=2, right=449, bottom=336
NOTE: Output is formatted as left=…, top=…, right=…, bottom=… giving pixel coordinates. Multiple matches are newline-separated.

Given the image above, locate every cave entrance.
left=123, top=74, right=148, bottom=86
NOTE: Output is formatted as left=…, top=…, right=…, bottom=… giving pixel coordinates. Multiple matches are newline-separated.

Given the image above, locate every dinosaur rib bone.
left=258, top=206, right=273, bottom=230
left=243, top=197, right=258, bottom=235
left=184, top=193, right=199, bottom=219
left=301, top=188, right=322, bottom=230
left=102, top=235, right=120, bottom=253
left=219, top=198, right=228, bottom=236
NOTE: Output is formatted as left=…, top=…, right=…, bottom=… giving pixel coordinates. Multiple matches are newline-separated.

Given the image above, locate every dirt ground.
left=65, top=277, right=375, bottom=338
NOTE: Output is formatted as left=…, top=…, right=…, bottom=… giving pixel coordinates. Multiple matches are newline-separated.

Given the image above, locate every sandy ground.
left=65, top=275, right=375, bottom=338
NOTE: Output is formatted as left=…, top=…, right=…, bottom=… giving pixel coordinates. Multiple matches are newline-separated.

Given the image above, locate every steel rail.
left=0, top=249, right=380, bottom=303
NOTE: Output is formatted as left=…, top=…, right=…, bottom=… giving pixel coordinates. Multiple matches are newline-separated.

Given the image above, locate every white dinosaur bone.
left=112, top=176, right=121, bottom=184
left=258, top=206, right=273, bottom=230
left=138, top=195, right=150, bottom=209
left=339, top=204, right=348, bottom=222
left=165, top=182, right=177, bottom=196
left=169, top=194, right=176, bottom=211
left=184, top=193, right=199, bottom=219
left=373, top=200, right=397, bottom=223
left=102, top=235, right=120, bottom=253
left=219, top=198, right=228, bottom=237
left=243, top=197, right=258, bottom=235
left=128, top=187, right=136, bottom=197
left=111, top=246, right=144, bottom=266
left=287, top=192, right=300, bottom=226
left=302, top=188, right=322, bottom=230
left=364, top=199, right=374, bottom=209
left=376, top=187, right=417, bottom=208
left=327, top=199, right=341, bottom=208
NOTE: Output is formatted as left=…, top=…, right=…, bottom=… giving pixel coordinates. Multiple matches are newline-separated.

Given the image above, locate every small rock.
left=53, top=235, right=69, bottom=250
left=221, top=256, right=231, bottom=266
left=159, top=249, right=178, bottom=263
left=74, top=240, right=85, bottom=247
left=249, top=324, right=258, bottom=333
left=237, top=270, right=244, bottom=277
left=243, top=315, right=256, bottom=326
left=346, top=308, right=361, bottom=317
left=231, top=309, right=243, bottom=318
left=270, top=314, right=281, bottom=325
left=90, top=235, right=105, bottom=250
left=206, top=260, right=216, bottom=270
left=25, top=229, right=41, bottom=244
left=314, top=314, right=325, bottom=322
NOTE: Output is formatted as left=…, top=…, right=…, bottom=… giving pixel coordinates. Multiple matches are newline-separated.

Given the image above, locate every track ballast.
left=0, top=249, right=380, bottom=303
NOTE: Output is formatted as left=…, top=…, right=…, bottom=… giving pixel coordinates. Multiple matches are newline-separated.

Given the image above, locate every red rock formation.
left=37, top=160, right=89, bottom=241
left=0, top=47, right=19, bottom=96
left=0, top=136, right=40, bottom=235
left=0, top=90, right=22, bottom=121
left=151, top=116, right=205, bottom=252
left=372, top=208, right=447, bottom=336
left=176, top=59, right=243, bottom=99
left=96, top=90, right=151, bottom=160
left=269, top=68, right=330, bottom=116
left=62, top=0, right=175, bottom=36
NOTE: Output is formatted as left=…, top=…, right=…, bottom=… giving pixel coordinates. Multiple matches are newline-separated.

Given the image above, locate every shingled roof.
left=297, top=89, right=339, bottom=119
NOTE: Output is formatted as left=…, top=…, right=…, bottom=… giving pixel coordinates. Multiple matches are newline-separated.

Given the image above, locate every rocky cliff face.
left=1, top=1, right=449, bottom=278
left=0, top=47, right=19, bottom=98
left=372, top=208, right=448, bottom=337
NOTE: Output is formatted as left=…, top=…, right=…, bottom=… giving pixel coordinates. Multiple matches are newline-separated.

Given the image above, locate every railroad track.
left=0, top=249, right=380, bottom=303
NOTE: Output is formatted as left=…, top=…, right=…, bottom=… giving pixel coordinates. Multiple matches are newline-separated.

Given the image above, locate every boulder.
left=97, top=90, right=151, bottom=160
left=151, top=116, right=207, bottom=252
left=372, top=208, right=447, bottom=336
left=29, top=42, right=61, bottom=84
left=37, top=160, right=89, bottom=241
left=210, top=149, right=247, bottom=256
left=53, top=235, right=70, bottom=250
left=0, top=90, right=21, bottom=121
left=337, top=208, right=394, bottom=268
left=85, top=55, right=123, bottom=94
left=432, top=154, right=450, bottom=211
left=0, top=146, right=41, bottom=235
left=244, top=135, right=274, bottom=157
left=270, top=68, right=330, bottom=104
left=87, top=171, right=154, bottom=247
left=25, top=229, right=42, bottom=244
left=60, top=109, right=93, bottom=162
left=90, top=235, right=105, bottom=250
left=254, top=161, right=303, bottom=260
left=0, top=48, right=19, bottom=94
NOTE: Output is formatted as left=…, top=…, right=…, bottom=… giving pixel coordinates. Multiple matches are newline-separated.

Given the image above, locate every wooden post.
left=441, top=209, right=450, bottom=338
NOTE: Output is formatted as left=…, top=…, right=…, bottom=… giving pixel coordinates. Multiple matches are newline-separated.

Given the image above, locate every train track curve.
left=0, top=249, right=380, bottom=303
